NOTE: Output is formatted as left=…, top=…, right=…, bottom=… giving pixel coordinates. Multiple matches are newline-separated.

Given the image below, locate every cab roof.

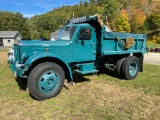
left=66, top=14, right=104, bottom=29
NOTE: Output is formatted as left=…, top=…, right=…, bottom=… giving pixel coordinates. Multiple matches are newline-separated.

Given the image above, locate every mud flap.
left=134, top=53, right=144, bottom=72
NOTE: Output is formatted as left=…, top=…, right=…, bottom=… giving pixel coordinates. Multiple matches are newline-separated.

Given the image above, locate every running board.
left=74, top=63, right=99, bottom=75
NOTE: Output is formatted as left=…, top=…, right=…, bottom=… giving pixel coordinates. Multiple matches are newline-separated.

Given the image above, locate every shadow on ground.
left=73, top=73, right=91, bottom=83
left=14, top=67, right=123, bottom=92
left=97, top=66, right=127, bottom=80
left=15, top=77, right=27, bottom=91
left=14, top=73, right=91, bottom=91
left=98, top=66, right=118, bottom=78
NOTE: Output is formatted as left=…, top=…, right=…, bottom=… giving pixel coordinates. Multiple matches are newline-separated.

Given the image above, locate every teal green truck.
left=10, top=15, right=146, bottom=100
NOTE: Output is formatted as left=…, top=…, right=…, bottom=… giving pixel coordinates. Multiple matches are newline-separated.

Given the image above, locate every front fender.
left=25, top=52, right=73, bottom=79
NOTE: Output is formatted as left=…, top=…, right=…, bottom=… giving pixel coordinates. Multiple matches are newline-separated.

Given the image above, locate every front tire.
left=121, top=56, right=139, bottom=80
left=28, top=62, right=65, bottom=100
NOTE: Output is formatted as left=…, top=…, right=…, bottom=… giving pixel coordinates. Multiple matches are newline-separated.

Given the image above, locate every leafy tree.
left=96, top=0, right=107, bottom=6
left=89, top=0, right=96, bottom=4
left=130, top=8, right=146, bottom=33
left=83, top=0, right=89, bottom=7
left=147, top=3, right=160, bottom=30
left=116, top=9, right=131, bottom=32
left=79, top=0, right=83, bottom=6
left=103, top=0, right=120, bottom=30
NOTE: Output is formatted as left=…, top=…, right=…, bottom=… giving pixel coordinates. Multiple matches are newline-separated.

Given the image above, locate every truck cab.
left=10, top=14, right=146, bottom=100
left=55, top=23, right=97, bottom=62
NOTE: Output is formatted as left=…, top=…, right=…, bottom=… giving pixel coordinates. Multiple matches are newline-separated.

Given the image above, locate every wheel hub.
left=38, top=71, right=59, bottom=94
left=129, top=62, right=137, bottom=76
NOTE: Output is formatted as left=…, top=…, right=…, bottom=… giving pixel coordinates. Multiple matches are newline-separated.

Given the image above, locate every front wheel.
left=121, top=56, right=139, bottom=80
left=28, top=62, right=65, bottom=100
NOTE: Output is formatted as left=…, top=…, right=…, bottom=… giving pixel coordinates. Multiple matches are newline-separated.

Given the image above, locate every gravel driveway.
left=144, top=53, right=160, bottom=66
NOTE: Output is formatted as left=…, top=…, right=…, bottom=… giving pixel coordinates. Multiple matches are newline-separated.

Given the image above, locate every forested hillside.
left=0, top=0, right=160, bottom=43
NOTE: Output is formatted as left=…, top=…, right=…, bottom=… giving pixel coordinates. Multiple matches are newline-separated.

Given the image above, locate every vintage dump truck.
left=10, top=14, right=146, bottom=100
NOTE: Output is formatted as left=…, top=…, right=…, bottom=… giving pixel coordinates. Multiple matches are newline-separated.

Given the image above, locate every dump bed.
left=101, top=31, right=146, bottom=55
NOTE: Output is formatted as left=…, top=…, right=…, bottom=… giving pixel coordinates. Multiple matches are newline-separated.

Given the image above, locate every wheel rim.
left=38, top=70, right=59, bottom=94
left=129, top=61, right=138, bottom=76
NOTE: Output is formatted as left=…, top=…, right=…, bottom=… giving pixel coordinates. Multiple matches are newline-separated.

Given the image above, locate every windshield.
left=50, top=29, right=62, bottom=41
left=51, top=26, right=77, bottom=41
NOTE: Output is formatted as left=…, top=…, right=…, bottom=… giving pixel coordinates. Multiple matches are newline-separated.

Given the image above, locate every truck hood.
left=14, top=40, right=73, bottom=64
left=14, top=40, right=72, bottom=46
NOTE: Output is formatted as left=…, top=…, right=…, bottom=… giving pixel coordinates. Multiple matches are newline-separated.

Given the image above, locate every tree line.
left=0, top=0, right=160, bottom=43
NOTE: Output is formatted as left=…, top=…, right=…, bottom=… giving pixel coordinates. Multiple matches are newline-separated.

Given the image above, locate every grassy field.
left=0, top=52, right=160, bottom=120
left=147, top=41, right=160, bottom=48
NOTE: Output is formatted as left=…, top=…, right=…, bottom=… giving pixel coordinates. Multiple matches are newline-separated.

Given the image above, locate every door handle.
left=90, top=43, right=94, bottom=46
left=90, top=43, right=96, bottom=50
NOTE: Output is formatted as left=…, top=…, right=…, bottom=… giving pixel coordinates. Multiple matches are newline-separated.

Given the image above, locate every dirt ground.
left=0, top=52, right=8, bottom=63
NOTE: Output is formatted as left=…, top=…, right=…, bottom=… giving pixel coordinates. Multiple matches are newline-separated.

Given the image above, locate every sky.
left=0, top=0, right=80, bottom=18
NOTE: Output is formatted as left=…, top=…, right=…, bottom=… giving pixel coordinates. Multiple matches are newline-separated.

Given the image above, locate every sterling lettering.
left=70, top=16, right=87, bottom=24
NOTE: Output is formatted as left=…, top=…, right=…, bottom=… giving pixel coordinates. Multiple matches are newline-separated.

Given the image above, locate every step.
left=74, top=63, right=99, bottom=75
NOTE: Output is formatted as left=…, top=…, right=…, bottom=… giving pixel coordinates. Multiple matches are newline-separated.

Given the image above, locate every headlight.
left=22, top=52, right=29, bottom=60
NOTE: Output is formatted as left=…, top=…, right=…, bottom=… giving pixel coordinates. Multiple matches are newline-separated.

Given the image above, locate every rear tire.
left=28, top=62, right=65, bottom=100
left=121, top=56, right=139, bottom=80
left=115, top=57, right=125, bottom=78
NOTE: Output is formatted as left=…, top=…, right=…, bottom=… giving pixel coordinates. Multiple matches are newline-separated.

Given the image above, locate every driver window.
left=78, top=28, right=91, bottom=40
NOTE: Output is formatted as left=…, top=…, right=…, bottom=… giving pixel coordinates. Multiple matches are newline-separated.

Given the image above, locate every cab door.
left=72, top=27, right=96, bottom=62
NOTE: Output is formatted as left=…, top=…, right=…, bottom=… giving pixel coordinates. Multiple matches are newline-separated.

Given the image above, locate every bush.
left=153, top=35, right=160, bottom=44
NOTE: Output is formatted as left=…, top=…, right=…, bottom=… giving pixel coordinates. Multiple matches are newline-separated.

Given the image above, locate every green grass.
left=97, top=64, right=160, bottom=95
left=147, top=41, right=160, bottom=48
left=0, top=62, right=160, bottom=120
left=0, top=50, right=9, bottom=52
left=0, top=46, right=11, bottom=52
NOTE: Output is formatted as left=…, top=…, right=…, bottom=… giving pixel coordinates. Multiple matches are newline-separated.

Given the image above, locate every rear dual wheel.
left=115, top=57, right=125, bottom=78
left=116, top=56, right=139, bottom=80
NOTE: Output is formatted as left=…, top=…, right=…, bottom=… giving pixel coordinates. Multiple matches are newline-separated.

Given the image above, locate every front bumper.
left=10, top=61, right=27, bottom=78
left=14, top=66, right=26, bottom=78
